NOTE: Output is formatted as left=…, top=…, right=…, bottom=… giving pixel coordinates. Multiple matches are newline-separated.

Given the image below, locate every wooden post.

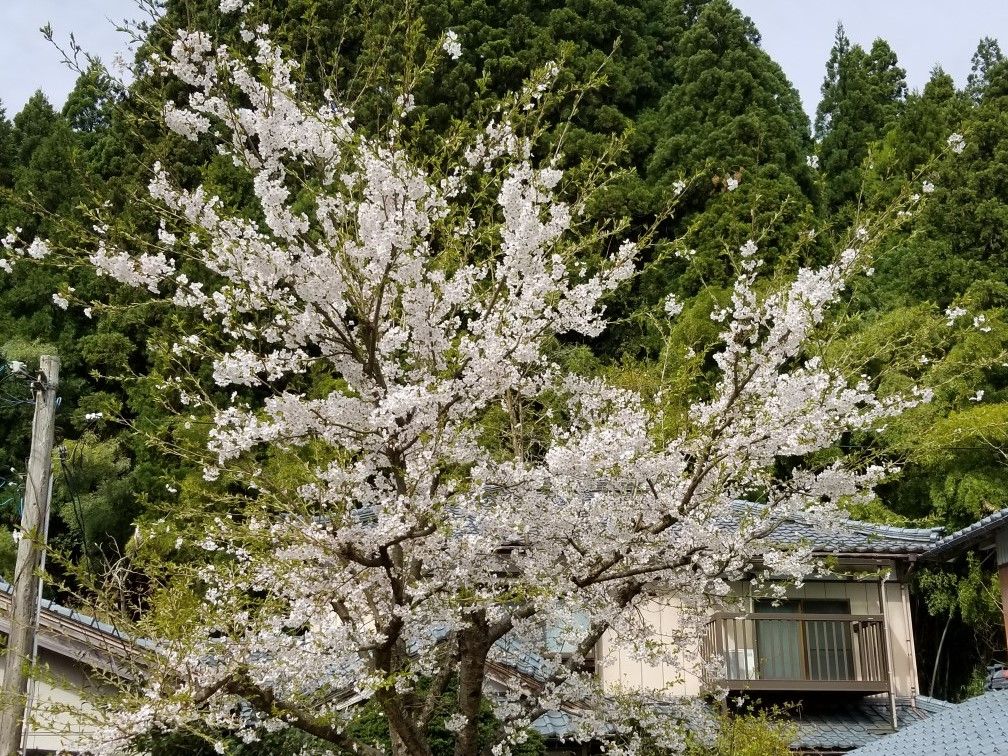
left=878, top=571, right=898, bottom=732
left=0, top=356, right=58, bottom=756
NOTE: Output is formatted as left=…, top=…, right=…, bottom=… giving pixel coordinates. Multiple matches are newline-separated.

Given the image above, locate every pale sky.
left=733, top=0, right=1008, bottom=118
left=1, top=1, right=1007, bottom=120
left=0, top=0, right=139, bottom=117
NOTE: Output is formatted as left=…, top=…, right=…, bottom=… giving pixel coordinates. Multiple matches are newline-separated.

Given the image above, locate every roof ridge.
left=925, top=505, right=1008, bottom=559
left=847, top=520, right=943, bottom=542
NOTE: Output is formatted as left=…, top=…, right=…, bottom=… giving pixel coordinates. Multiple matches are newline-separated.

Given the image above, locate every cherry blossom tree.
left=1, top=9, right=932, bottom=756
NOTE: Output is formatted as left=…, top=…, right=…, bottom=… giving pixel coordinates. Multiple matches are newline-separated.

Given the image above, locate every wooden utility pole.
left=0, top=355, right=58, bottom=756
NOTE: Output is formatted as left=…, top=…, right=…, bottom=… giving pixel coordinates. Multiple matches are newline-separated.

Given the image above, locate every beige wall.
left=3, top=648, right=108, bottom=754
left=599, top=574, right=919, bottom=699
left=599, top=598, right=705, bottom=696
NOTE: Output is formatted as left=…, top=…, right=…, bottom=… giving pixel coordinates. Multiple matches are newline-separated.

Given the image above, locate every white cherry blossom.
left=20, top=19, right=933, bottom=756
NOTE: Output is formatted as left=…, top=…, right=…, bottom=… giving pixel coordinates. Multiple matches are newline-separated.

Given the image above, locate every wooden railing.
left=701, top=612, right=890, bottom=692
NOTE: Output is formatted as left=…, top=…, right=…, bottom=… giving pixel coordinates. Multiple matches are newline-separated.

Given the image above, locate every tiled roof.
left=924, top=505, right=1008, bottom=561
left=491, top=633, right=554, bottom=681
left=531, top=710, right=576, bottom=738
left=790, top=696, right=950, bottom=751
left=846, top=690, right=1008, bottom=755
left=358, top=498, right=945, bottom=556
left=728, top=501, right=944, bottom=556
left=774, top=519, right=942, bottom=555
left=524, top=696, right=954, bottom=748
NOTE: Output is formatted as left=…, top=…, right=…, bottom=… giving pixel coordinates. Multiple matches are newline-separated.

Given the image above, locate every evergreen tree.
left=62, top=62, right=116, bottom=134
left=856, top=67, right=969, bottom=234
left=611, top=0, right=817, bottom=357
left=0, top=103, right=12, bottom=188
left=816, top=25, right=906, bottom=213
left=879, top=60, right=1008, bottom=306
left=648, top=0, right=811, bottom=183
left=9, top=92, right=59, bottom=169
left=966, top=36, right=1003, bottom=99
left=830, top=55, right=1008, bottom=693
left=0, top=84, right=135, bottom=571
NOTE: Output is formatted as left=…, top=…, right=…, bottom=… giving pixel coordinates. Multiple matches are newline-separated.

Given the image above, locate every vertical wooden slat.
left=803, top=619, right=811, bottom=680
left=829, top=621, right=837, bottom=679
left=822, top=621, right=829, bottom=679
left=858, top=624, right=866, bottom=685
left=867, top=622, right=876, bottom=681
left=762, top=618, right=771, bottom=679
left=802, top=619, right=809, bottom=680
left=842, top=620, right=852, bottom=680
left=729, top=618, right=737, bottom=679
left=866, top=622, right=874, bottom=680
left=805, top=619, right=814, bottom=680
left=779, top=619, right=786, bottom=679
left=839, top=621, right=848, bottom=680
left=835, top=620, right=843, bottom=680
left=722, top=617, right=730, bottom=680
left=872, top=621, right=881, bottom=681
left=767, top=619, right=776, bottom=678
left=819, top=621, right=827, bottom=680
left=811, top=620, right=820, bottom=680
left=876, top=621, right=884, bottom=681
left=808, top=620, right=817, bottom=680
left=734, top=617, right=741, bottom=678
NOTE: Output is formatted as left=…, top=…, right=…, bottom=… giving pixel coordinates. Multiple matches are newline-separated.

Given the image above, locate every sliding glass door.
left=754, top=598, right=854, bottom=681
left=754, top=600, right=803, bottom=679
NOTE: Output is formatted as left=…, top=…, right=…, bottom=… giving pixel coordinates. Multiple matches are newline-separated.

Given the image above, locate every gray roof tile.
left=727, top=501, right=944, bottom=556
left=790, top=696, right=945, bottom=751
left=847, top=690, right=1008, bottom=755
left=925, top=506, right=1008, bottom=561
left=531, top=710, right=575, bottom=737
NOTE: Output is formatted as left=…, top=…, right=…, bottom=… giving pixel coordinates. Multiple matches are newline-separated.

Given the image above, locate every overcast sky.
left=733, top=0, right=1008, bottom=118
left=0, top=0, right=139, bottom=116
left=1, top=1, right=1007, bottom=120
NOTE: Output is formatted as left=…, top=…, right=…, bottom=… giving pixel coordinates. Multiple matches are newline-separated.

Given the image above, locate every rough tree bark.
left=455, top=614, right=492, bottom=756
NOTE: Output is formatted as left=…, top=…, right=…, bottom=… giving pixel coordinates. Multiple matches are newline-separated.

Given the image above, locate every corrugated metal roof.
left=846, top=690, right=1008, bottom=755
left=0, top=578, right=148, bottom=675
left=924, top=506, right=1008, bottom=561
left=0, top=578, right=126, bottom=640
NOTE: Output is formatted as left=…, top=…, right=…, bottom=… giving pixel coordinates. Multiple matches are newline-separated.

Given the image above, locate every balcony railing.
left=701, top=612, right=890, bottom=692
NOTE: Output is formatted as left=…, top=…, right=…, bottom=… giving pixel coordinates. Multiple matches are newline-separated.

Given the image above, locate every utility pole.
left=0, top=355, right=58, bottom=756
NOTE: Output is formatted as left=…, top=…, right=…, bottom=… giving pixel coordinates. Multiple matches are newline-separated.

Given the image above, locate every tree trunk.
left=379, top=685, right=432, bottom=756
left=929, top=609, right=953, bottom=698
left=390, top=731, right=413, bottom=756
left=454, top=619, right=492, bottom=756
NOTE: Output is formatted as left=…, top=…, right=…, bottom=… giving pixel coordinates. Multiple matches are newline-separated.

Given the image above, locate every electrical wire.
left=0, top=364, right=34, bottom=407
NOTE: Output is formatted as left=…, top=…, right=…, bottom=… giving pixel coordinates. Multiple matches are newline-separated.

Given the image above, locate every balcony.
left=701, top=612, right=890, bottom=693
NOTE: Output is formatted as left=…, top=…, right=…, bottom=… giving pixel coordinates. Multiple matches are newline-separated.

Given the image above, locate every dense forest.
left=0, top=0, right=1006, bottom=708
